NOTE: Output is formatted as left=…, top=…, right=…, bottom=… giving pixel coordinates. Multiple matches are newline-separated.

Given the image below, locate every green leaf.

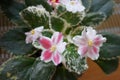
left=51, top=16, right=65, bottom=32
left=102, top=33, right=120, bottom=45
left=0, top=56, right=35, bottom=80
left=99, top=33, right=120, bottom=59
left=0, top=27, right=35, bottom=55
left=0, top=57, right=56, bottom=80
left=63, top=44, right=88, bottom=74
left=81, top=12, right=106, bottom=26
left=81, top=0, right=92, bottom=12
left=57, top=6, right=85, bottom=26
left=61, top=12, right=84, bottom=26
left=25, top=0, right=52, bottom=12
left=20, top=6, right=50, bottom=28
left=95, top=59, right=119, bottom=74
left=30, top=60, right=56, bottom=80
left=52, top=67, right=77, bottom=80
left=71, top=26, right=84, bottom=36
left=0, top=0, right=27, bottom=26
left=42, top=30, right=53, bottom=38
left=89, top=0, right=114, bottom=17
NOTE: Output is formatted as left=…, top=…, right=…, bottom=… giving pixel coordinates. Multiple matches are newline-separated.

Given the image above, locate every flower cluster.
left=47, top=0, right=85, bottom=13
left=25, top=26, right=106, bottom=65
left=0, top=0, right=117, bottom=79
left=25, top=0, right=106, bottom=66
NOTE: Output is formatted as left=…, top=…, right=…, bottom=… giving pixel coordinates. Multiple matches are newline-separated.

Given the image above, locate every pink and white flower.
left=25, top=26, right=44, bottom=44
left=60, top=0, right=85, bottom=13
left=47, top=0, right=60, bottom=8
left=39, top=32, right=67, bottom=65
left=73, top=27, right=106, bottom=60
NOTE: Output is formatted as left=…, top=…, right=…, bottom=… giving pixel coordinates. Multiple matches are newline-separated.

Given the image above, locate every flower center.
left=31, top=30, right=35, bottom=35
left=50, top=45, right=56, bottom=52
left=70, top=1, right=76, bottom=5
left=88, top=40, right=93, bottom=46
left=51, top=0, right=56, bottom=3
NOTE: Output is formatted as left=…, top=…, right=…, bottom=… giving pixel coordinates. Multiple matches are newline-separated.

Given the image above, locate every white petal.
left=86, top=27, right=97, bottom=40
left=57, top=42, right=67, bottom=53
left=61, top=0, right=85, bottom=13
left=52, top=32, right=63, bottom=44
left=73, top=35, right=87, bottom=46
left=34, top=26, right=44, bottom=32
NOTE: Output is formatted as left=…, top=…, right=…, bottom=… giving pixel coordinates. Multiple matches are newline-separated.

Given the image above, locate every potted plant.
left=0, top=0, right=120, bottom=80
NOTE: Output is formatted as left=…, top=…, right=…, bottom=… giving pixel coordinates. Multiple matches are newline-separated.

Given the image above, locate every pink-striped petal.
left=87, top=47, right=99, bottom=60
left=41, top=50, right=53, bottom=62
left=73, top=36, right=87, bottom=46
left=52, top=51, right=62, bottom=65
left=92, top=46, right=99, bottom=54
left=39, top=37, right=52, bottom=49
left=52, top=32, right=63, bottom=44
left=94, top=35, right=106, bottom=47
left=47, top=0, right=60, bottom=7
left=78, top=46, right=88, bottom=57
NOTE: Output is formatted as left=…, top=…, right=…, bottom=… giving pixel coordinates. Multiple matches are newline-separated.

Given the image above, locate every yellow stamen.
left=88, top=40, right=93, bottom=46
left=51, top=0, right=56, bottom=3
left=70, top=1, right=75, bottom=5
left=50, top=45, right=56, bottom=52
left=31, top=30, right=35, bottom=35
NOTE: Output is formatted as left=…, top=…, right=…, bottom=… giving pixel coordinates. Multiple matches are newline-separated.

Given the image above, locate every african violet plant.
left=0, top=0, right=120, bottom=80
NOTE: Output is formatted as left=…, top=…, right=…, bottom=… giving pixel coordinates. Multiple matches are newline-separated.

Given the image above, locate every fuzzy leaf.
left=0, top=0, right=27, bottom=26
left=95, top=59, right=119, bottom=74
left=57, top=6, right=85, bottom=26
left=89, top=0, right=114, bottom=17
left=51, top=16, right=65, bottom=32
left=25, top=0, right=52, bottom=12
left=0, top=56, right=35, bottom=80
left=63, top=44, right=88, bottom=74
left=20, top=6, right=50, bottom=28
left=0, top=27, right=35, bottom=55
left=52, top=67, right=77, bottom=80
left=99, top=33, right=120, bottom=59
left=42, top=30, right=53, bottom=38
left=0, top=57, right=56, bottom=80
left=81, top=0, right=92, bottom=12
left=81, top=12, right=106, bottom=26
left=30, top=60, right=56, bottom=80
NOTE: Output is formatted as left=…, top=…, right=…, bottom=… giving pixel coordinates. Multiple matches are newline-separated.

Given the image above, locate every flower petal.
left=78, top=46, right=88, bottom=57
left=57, top=42, right=67, bottom=53
left=34, top=26, right=44, bottom=32
left=86, top=27, right=97, bottom=40
left=52, top=32, right=63, bottom=44
left=94, top=35, right=106, bottom=47
left=73, top=35, right=87, bottom=46
left=47, top=0, right=60, bottom=7
left=39, top=37, right=52, bottom=49
left=61, top=0, right=85, bottom=13
left=41, top=50, right=52, bottom=62
left=25, top=35, right=33, bottom=44
left=52, top=51, right=62, bottom=65
left=87, top=46, right=99, bottom=60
